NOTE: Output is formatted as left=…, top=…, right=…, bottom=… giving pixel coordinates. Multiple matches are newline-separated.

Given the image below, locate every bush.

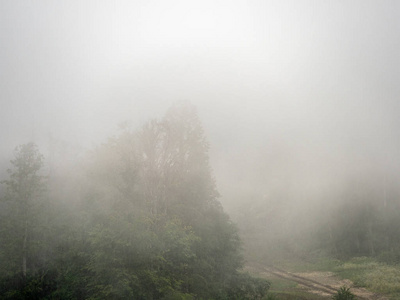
left=226, top=273, right=270, bottom=300
left=377, top=250, right=400, bottom=265
left=332, top=286, right=356, bottom=300
left=265, top=293, right=278, bottom=300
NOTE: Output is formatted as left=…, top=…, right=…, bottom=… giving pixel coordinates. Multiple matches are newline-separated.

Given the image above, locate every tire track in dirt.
left=263, top=266, right=339, bottom=297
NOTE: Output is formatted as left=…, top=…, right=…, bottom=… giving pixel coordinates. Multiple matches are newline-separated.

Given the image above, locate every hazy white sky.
left=1, top=1, right=399, bottom=202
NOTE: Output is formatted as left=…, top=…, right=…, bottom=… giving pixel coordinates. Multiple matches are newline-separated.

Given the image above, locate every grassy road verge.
left=246, top=255, right=400, bottom=299
left=275, top=256, right=400, bottom=299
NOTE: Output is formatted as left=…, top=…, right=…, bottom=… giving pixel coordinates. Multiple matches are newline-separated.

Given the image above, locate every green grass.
left=278, top=257, right=341, bottom=273
left=248, top=253, right=400, bottom=299
left=264, top=275, right=328, bottom=299
left=268, top=277, right=298, bottom=290
left=271, top=256, right=400, bottom=299
left=268, top=291, right=327, bottom=300
left=334, top=257, right=400, bottom=296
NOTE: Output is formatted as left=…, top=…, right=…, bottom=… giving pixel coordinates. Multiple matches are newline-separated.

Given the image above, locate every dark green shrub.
left=332, top=286, right=356, bottom=300
left=226, top=273, right=270, bottom=300
left=377, top=250, right=400, bottom=265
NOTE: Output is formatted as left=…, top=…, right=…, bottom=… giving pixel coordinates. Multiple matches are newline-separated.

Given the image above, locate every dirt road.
left=247, top=264, right=389, bottom=300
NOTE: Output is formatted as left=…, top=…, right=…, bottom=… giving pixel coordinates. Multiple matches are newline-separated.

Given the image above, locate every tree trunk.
left=22, top=220, right=28, bottom=277
left=328, top=224, right=338, bottom=255
left=367, top=222, right=375, bottom=256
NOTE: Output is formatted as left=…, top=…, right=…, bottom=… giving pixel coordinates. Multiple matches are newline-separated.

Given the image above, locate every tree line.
left=0, top=103, right=269, bottom=299
left=233, top=170, right=400, bottom=263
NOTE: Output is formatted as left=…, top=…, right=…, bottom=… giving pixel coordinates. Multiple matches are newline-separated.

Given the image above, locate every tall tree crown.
left=2, top=142, right=45, bottom=202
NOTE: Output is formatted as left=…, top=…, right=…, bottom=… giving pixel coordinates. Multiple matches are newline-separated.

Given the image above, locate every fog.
left=1, top=0, right=400, bottom=258
left=2, top=2, right=400, bottom=297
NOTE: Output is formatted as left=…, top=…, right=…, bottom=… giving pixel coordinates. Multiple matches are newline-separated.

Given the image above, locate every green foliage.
left=86, top=214, right=199, bottom=299
left=334, top=257, right=400, bottom=294
left=0, top=104, right=269, bottom=299
left=0, top=270, right=57, bottom=300
left=377, top=250, right=400, bottom=265
left=2, top=143, right=45, bottom=200
left=313, top=181, right=400, bottom=260
left=226, top=273, right=270, bottom=300
left=332, top=286, right=356, bottom=300
left=0, top=143, right=46, bottom=277
left=234, top=171, right=400, bottom=266
left=265, top=293, right=278, bottom=300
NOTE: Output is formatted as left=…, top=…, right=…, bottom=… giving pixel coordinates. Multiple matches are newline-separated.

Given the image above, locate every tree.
left=137, top=103, right=252, bottom=297
left=138, top=102, right=220, bottom=220
left=0, top=105, right=270, bottom=298
left=0, top=143, right=45, bottom=277
left=80, top=102, right=268, bottom=298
